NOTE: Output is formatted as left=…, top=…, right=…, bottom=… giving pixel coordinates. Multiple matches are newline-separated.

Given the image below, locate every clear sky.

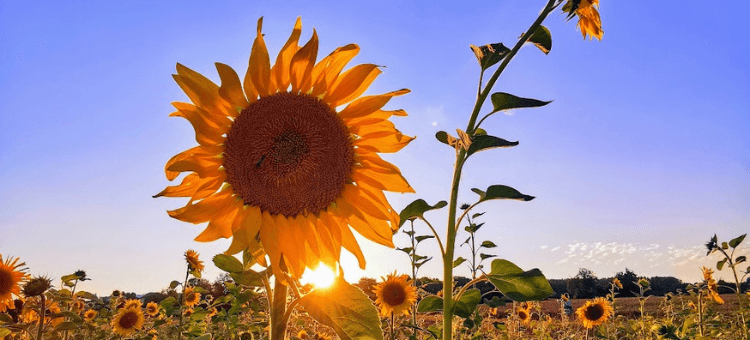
left=1, top=1, right=748, bottom=295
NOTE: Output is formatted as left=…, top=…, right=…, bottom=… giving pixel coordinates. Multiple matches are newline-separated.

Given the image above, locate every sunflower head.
left=183, top=287, right=200, bottom=307
left=183, top=308, right=194, bottom=317
left=516, top=307, right=531, bottom=324
left=184, top=250, right=205, bottom=273
left=123, top=299, right=142, bottom=310
left=298, top=330, right=309, bottom=339
left=562, top=0, right=603, bottom=40
left=158, top=17, right=414, bottom=281
left=111, top=307, right=145, bottom=336
left=84, top=309, right=98, bottom=322
left=372, top=272, right=417, bottom=317
left=0, top=255, right=28, bottom=312
left=612, top=278, right=623, bottom=289
left=22, top=276, right=51, bottom=298
left=145, top=301, right=159, bottom=316
left=701, top=266, right=714, bottom=281
left=71, top=299, right=86, bottom=313
left=576, top=297, right=613, bottom=328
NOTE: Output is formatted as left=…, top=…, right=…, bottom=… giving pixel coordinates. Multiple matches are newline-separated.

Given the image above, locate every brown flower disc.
left=584, top=304, right=604, bottom=321
left=119, top=311, right=139, bottom=329
left=0, top=270, right=12, bottom=295
left=381, top=282, right=407, bottom=306
left=224, top=92, right=354, bottom=217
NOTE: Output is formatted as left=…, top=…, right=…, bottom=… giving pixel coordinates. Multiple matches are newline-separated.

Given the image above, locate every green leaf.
left=230, top=270, right=263, bottom=287
left=415, top=235, right=435, bottom=243
left=472, top=212, right=485, bottom=219
left=480, top=254, right=497, bottom=261
left=472, top=185, right=534, bottom=203
left=402, top=230, right=416, bottom=236
left=527, top=25, right=552, bottom=54
left=493, top=322, right=506, bottom=330
left=0, top=313, right=13, bottom=323
left=484, top=296, right=506, bottom=308
left=213, top=254, right=244, bottom=273
left=729, top=234, right=747, bottom=248
left=399, top=199, right=448, bottom=228
left=297, top=278, right=383, bottom=340
left=485, top=259, right=554, bottom=302
left=480, top=241, right=497, bottom=249
left=397, top=247, right=414, bottom=255
left=453, top=257, right=467, bottom=268
left=53, top=321, right=79, bottom=332
left=717, top=258, right=727, bottom=271
left=0, top=328, right=10, bottom=339
left=736, top=256, right=747, bottom=264
left=490, top=92, right=551, bottom=114
left=417, top=295, right=443, bottom=313
left=435, top=131, right=450, bottom=146
left=169, top=280, right=181, bottom=289
left=74, top=291, right=98, bottom=300
left=415, top=258, right=433, bottom=268
left=453, top=289, right=481, bottom=318
left=469, top=43, right=511, bottom=70
left=466, top=135, right=519, bottom=157
left=159, top=296, right=177, bottom=309
left=195, top=335, right=212, bottom=340
left=722, top=242, right=729, bottom=250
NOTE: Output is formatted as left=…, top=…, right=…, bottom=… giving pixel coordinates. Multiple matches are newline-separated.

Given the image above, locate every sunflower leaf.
left=490, top=92, right=551, bottom=114
left=472, top=185, right=535, bottom=203
left=417, top=295, right=443, bottom=313
left=729, top=234, right=747, bottom=248
left=230, top=270, right=263, bottom=287
left=213, top=254, right=244, bottom=273
left=399, top=199, right=448, bottom=228
left=453, top=257, right=467, bottom=268
left=53, top=321, right=79, bottom=332
left=485, top=259, right=554, bottom=302
left=415, top=235, right=435, bottom=243
left=527, top=25, right=552, bottom=54
left=297, top=278, right=383, bottom=340
left=472, top=212, right=485, bottom=219
left=470, top=43, right=511, bottom=70
left=480, top=253, right=497, bottom=261
left=453, top=289, right=481, bottom=318
left=480, top=241, right=497, bottom=249
left=466, top=135, right=519, bottom=157
left=169, top=280, right=181, bottom=289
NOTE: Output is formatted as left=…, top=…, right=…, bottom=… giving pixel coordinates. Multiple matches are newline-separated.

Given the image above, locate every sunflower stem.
left=177, top=267, right=189, bottom=340
left=270, top=279, right=288, bottom=340
left=37, top=294, right=45, bottom=340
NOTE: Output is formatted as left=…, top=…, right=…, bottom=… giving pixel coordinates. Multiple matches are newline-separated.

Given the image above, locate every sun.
left=301, top=265, right=336, bottom=289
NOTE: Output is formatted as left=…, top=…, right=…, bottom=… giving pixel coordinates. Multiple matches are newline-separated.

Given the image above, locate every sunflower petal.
left=325, top=64, right=381, bottom=107
left=170, top=103, right=229, bottom=146
left=164, top=145, right=223, bottom=180
left=338, top=89, right=409, bottom=120
left=273, top=17, right=302, bottom=92
left=340, top=185, right=390, bottom=221
left=248, top=18, right=272, bottom=97
left=259, top=211, right=285, bottom=282
left=310, top=44, right=360, bottom=97
left=168, top=190, right=234, bottom=223
left=290, top=29, right=318, bottom=94
left=298, top=215, right=321, bottom=259
left=215, top=63, right=248, bottom=113
left=174, top=64, right=234, bottom=118
left=348, top=118, right=396, bottom=137
left=352, top=166, right=415, bottom=193
left=337, top=221, right=367, bottom=269
left=195, top=201, right=240, bottom=242
left=154, top=173, right=208, bottom=198
left=355, top=130, right=414, bottom=153
left=166, top=155, right=223, bottom=179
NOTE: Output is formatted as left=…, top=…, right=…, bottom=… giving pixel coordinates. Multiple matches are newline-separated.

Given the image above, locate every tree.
left=567, top=268, right=603, bottom=299
left=615, top=268, right=640, bottom=298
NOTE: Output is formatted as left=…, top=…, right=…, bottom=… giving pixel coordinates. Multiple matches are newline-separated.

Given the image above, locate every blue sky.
left=1, top=1, right=748, bottom=295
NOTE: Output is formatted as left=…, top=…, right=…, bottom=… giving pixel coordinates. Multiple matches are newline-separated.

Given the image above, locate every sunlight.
left=301, top=264, right=336, bottom=289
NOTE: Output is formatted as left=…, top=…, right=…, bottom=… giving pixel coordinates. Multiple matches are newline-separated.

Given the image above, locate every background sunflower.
left=372, top=272, right=417, bottom=316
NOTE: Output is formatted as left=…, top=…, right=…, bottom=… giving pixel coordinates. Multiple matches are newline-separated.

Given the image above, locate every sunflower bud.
left=22, top=276, right=52, bottom=297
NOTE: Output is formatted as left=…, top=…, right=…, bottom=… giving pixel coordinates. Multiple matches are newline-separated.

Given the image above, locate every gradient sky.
left=1, top=1, right=748, bottom=296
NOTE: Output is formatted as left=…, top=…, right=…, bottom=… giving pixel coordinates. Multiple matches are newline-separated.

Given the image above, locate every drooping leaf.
left=397, top=247, right=414, bottom=255
left=469, top=43, right=511, bottom=70
left=413, top=254, right=428, bottom=262
left=159, top=296, right=177, bottom=310
left=466, top=135, right=519, bottom=157
left=472, top=212, right=485, bottom=219
left=480, top=253, right=497, bottom=261
left=169, top=280, right=181, bottom=289
left=453, top=289, right=481, bottom=318
left=480, top=241, right=497, bottom=249
left=527, top=25, right=552, bottom=54
left=736, top=256, right=747, bottom=264
left=485, top=259, right=554, bottom=302
left=729, top=234, right=747, bottom=248
left=213, top=254, right=244, bottom=273
left=472, top=185, right=534, bottom=203
left=453, top=257, right=467, bottom=268
left=415, top=235, right=435, bottom=243
left=490, top=92, right=551, bottom=114
left=417, top=295, right=443, bottom=313
left=483, top=295, right=506, bottom=308
left=53, top=321, right=79, bottom=332
left=399, top=199, right=448, bottom=227
left=297, top=278, right=383, bottom=340
left=415, top=257, right=433, bottom=268
left=717, top=259, right=727, bottom=271
left=75, top=291, right=98, bottom=300
left=402, top=230, right=416, bottom=236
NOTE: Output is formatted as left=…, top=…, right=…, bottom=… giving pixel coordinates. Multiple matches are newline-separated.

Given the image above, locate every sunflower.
left=111, top=307, right=145, bottom=336
left=611, top=278, right=622, bottom=289
left=298, top=330, right=309, bottom=339
left=576, top=297, right=613, bottom=329
left=145, top=301, right=159, bottom=316
left=701, top=267, right=724, bottom=304
left=516, top=307, right=531, bottom=325
left=563, top=0, right=603, bottom=41
left=71, top=299, right=85, bottom=314
left=183, top=308, right=194, bottom=317
left=0, top=255, right=28, bottom=312
left=156, top=17, right=414, bottom=281
left=183, top=287, right=200, bottom=307
left=84, top=309, right=98, bottom=322
left=185, top=250, right=205, bottom=273
left=372, top=272, right=417, bottom=317
left=123, top=299, right=142, bottom=310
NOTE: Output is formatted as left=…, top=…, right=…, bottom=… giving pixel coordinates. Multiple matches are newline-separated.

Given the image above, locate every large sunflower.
left=372, top=272, right=417, bottom=317
left=111, top=307, right=145, bottom=336
left=576, top=297, right=613, bottom=329
left=156, top=17, right=414, bottom=280
left=0, top=255, right=27, bottom=312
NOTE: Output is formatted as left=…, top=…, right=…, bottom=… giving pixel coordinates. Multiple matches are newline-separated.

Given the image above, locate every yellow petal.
left=297, top=215, right=321, bottom=259
left=333, top=218, right=366, bottom=268
left=273, top=17, right=302, bottom=92
left=348, top=118, right=396, bottom=137
left=355, top=182, right=399, bottom=229
left=355, top=130, right=414, bottom=153
left=310, top=44, right=360, bottom=97
left=164, top=145, right=223, bottom=180
left=312, top=215, right=338, bottom=264
left=154, top=173, right=209, bottom=198
left=317, top=213, right=343, bottom=261
left=215, top=62, right=248, bottom=113
left=168, top=190, right=234, bottom=223
left=259, top=211, right=285, bottom=282
left=352, top=166, right=415, bottom=194
left=340, top=185, right=390, bottom=221
left=247, top=18, right=272, bottom=97
left=195, top=200, right=240, bottom=242
left=170, top=103, right=229, bottom=146
left=166, top=154, right=223, bottom=179
left=174, top=64, right=234, bottom=118
left=345, top=207, right=394, bottom=248
left=290, top=29, right=318, bottom=94
left=325, top=64, right=381, bottom=107
left=338, top=89, right=409, bottom=120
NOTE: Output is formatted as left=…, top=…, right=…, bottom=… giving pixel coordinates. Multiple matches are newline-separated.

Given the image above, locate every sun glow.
left=301, top=265, right=336, bottom=289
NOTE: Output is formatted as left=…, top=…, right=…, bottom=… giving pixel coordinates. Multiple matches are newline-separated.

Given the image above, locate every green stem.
left=177, top=268, right=189, bottom=340
left=454, top=275, right=487, bottom=302
left=270, top=279, right=288, bottom=340
left=37, top=294, right=46, bottom=340
left=410, top=221, right=418, bottom=335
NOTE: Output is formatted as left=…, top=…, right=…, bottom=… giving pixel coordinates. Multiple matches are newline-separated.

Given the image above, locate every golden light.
left=301, top=264, right=336, bottom=289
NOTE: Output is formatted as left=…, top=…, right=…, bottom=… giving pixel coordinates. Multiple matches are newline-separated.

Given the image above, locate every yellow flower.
left=516, top=307, right=531, bottom=325
left=183, top=308, right=194, bottom=317
left=185, top=250, right=205, bottom=273
left=372, top=272, right=417, bottom=317
left=576, top=297, right=613, bottom=329
left=701, top=266, right=724, bottom=304
left=0, top=255, right=28, bottom=312
left=612, top=278, right=622, bottom=289
left=71, top=299, right=85, bottom=314
left=183, top=287, right=200, bottom=307
left=111, top=307, right=145, bottom=336
left=123, top=299, right=142, bottom=310
left=701, top=266, right=714, bottom=281
left=298, top=330, right=309, bottom=339
left=84, top=309, right=98, bottom=322
left=145, top=301, right=159, bottom=316
left=156, top=17, right=414, bottom=280
left=563, top=0, right=603, bottom=40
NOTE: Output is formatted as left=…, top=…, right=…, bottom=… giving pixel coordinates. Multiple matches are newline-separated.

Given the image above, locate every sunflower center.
left=382, top=282, right=407, bottom=306
left=119, top=311, right=139, bottom=329
left=518, top=309, right=528, bottom=320
left=224, top=92, right=354, bottom=217
left=0, top=269, right=12, bottom=295
left=584, top=304, right=604, bottom=321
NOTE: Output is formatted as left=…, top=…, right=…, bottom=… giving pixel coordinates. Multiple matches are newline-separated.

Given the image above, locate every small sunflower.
left=123, top=299, right=142, bottom=310
left=372, top=272, right=417, bottom=317
left=206, top=307, right=217, bottom=318
left=84, top=309, right=98, bottom=322
left=183, top=308, right=194, bottom=317
left=576, top=297, right=613, bottom=329
left=71, top=299, right=85, bottom=314
left=562, top=0, right=603, bottom=40
left=111, top=307, right=145, bottom=336
left=156, top=17, right=414, bottom=281
left=298, top=330, right=309, bottom=339
left=145, top=301, right=159, bottom=316
left=185, top=250, right=205, bottom=273
left=0, top=255, right=28, bottom=312
left=516, top=307, right=531, bottom=325
left=183, top=287, right=200, bottom=307
left=612, top=278, right=622, bottom=289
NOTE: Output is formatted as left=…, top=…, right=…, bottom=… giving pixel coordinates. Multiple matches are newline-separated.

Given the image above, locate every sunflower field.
left=1, top=0, right=748, bottom=340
